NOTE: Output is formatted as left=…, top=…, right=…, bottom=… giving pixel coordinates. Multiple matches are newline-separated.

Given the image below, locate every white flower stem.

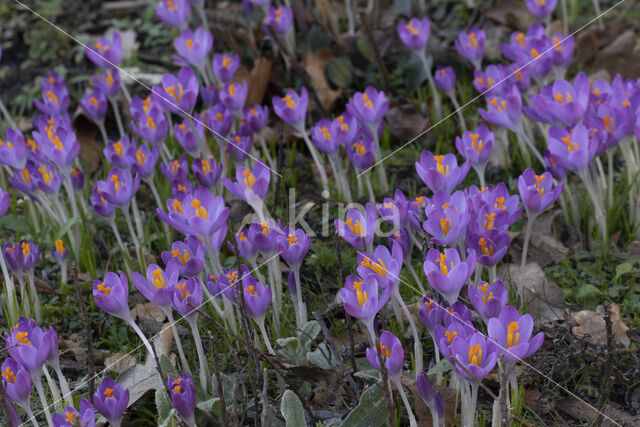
left=122, top=205, right=143, bottom=267
left=0, top=250, right=18, bottom=325
left=449, top=93, right=467, bottom=132
left=188, top=318, right=209, bottom=394
left=406, top=262, right=425, bottom=294
left=367, top=124, right=389, bottom=192
left=393, top=288, right=423, bottom=376
left=52, top=361, right=74, bottom=407
left=256, top=316, right=275, bottom=354
left=293, top=265, right=307, bottom=328
left=166, top=310, right=192, bottom=376
left=429, top=331, right=443, bottom=385
left=97, top=121, right=109, bottom=145
left=110, top=98, right=125, bottom=138
left=301, top=131, right=330, bottom=196
left=18, top=275, right=29, bottom=318
left=519, top=212, right=537, bottom=304
left=127, top=318, right=156, bottom=361
left=28, top=271, right=41, bottom=322
left=33, top=374, right=53, bottom=427
left=391, top=376, right=418, bottom=427
left=131, top=197, right=145, bottom=243
left=418, top=51, right=442, bottom=121
left=258, top=134, right=275, bottom=171
left=43, top=366, right=63, bottom=413
left=222, top=296, right=238, bottom=334
left=24, top=405, right=39, bottom=427
left=364, top=173, right=376, bottom=205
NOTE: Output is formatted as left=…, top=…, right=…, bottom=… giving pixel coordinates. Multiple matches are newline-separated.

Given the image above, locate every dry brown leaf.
left=501, top=263, right=565, bottom=323
left=59, top=334, right=87, bottom=362
left=104, top=352, right=137, bottom=374
left=235, top=57, right=273, bottom=106
left=386, top=105, right=428, bottom=141
left=303, top=49, right=342, bottom=112
left=626, top=240, right=640, bottom=255
left=131, top=302, right=166, bottom=323
left=73, top=114, right=102, bottom=175
left=399, top=375, right=457, bottom=426
left=484, top=0, right=535, bottom=32
left=571, top=303, right=630, bottom=348
left=117, top=358, right=163, bottom=406
left=592, top=30, right=640, bottom=79
left=315, top=0, right=340, bottom=39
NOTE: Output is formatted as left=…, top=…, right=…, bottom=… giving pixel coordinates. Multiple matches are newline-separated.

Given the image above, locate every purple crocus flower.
left=455, top=125, right=494, bottom=169
left=85, top=32, right=122, bottom=68
left=346, top=127, right=375, bottom=170
left=469, top=183, right=522, bottom=225
left=131, top=104, right=168, bottom=145
left=415, top=151, right=470, bottom=194
left=247, top=219, right=278, bottom=254
left=6, top=317, right=53, bottom=380
left=94, top=69, right=121, bottom=98
left=551, top=34, right=574, bottom=70
left=473, top=64, right=509, bottom=97
left=1, top=358, right=31, bottom=410
left=127, top=143, right=159, bottom=179
left=174, top=27, right=213, bottom=67
left=517, top=168, right=564, bottom=214
left=451, top=332, right=498, bottom=383
left=455, top=28, right=486, bottom=69
left=509, top=62, right=532, bottom=92
left=172, top=277, right=203, bottom=321
left=167, top=374, right=196, bottom=424
left=176, top=115, right=205, bottom=155
left=8, top=163, right=36, bottom=196
left=133, top=262, right=179, bottom=310
left=442, top=302, right=475, bottom=330
left=153, top=66, right=199, bottom=114
left=234, top=227, right=258, bottom=261
left=51, top=239, right=69, bottom=263
left=357, top=242, right=403, bottom=289
left=276, top=227, right=311, bottom=267
left=19, top=241, right=40, bottom=271
left=92, top=377, right=129, bottom=426
left=52, top=399, right=95, bottom=427
left=339, top=275, right=391, bottom=330
left=161, top=236, right=205, bottom=277
left=205, top=103, right=235, bottom=138
left=158, top=187, right=229, bottom=240
left=424, top=248, right=477, bottom=305
left=365, top=331, right=403, bottom=377
left=93, top=271, right=132, bottom=320
left=223, top=161, right=270, bottom=211
left=272, top=88, right=308, bottom=128
left=34, top=80, right=70, bottom=115
left=335, top=203, right=376, bottom=250
left=434, top=320, right=471, bottom=360
left=397, top=17, right=430, bottom=51
left=264, top=6, right=294, bottom=34
left=104, top=137, right=134, bottom=169
left=418, top=295, right=444, bottom=331
left=91, top=187, right=117, bottom=217
left=33, top=119, right=80, bottom=167
left=201, top=84, right=219, bottom=107
left=3, top=243, right=23, bottom=274
left=468, top=280, right=508, bottom=323
left=156, top=0, right=190, bottom=27
left=423, top=190, right=470, bottom=245
left=377, top=189, right=411, bottom=230
left=488, top=305, right=544, bottom=363
left=525, top=73, right=590, bottom=125
left=478, top=87, right=523, bottom=133
left=192, top=158, right=222, bottom=188
left=525, top=0, right=558, bottom=19
left=0, top=128, right=27, bottom=170
left=243, top=276, right=272, bottom=319
left=434, top=66, right=456, bottom=94
left=347, top=86, right=388, bottom=126
left=96, top=168, right=140, bottom=206
left=544, top=150, right=567, bottom=180
left=245, top=104, right=269, bottom=134
left=71, top=167, right=85, bottom=191
left=546, top=123, right=598, bottom=171
left=33, top=162, right=64, bottom=194
left=161, top=156, right=189, bottom=183
left=468, top=231, right=510, bottom=266
left=311, top=118, right=340, bottom=154
left=213, top=53, right=240, bottom=84
left=228, top=133, right=252, bottom=163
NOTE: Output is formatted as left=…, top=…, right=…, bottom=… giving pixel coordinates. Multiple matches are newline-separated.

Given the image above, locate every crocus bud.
left=167, top=374, right=196, bottom=424
left=365, top=331, right=403, bottom=378
left=156, top=0, right=190, bottom=27
left=0, top=185, right=10, bottom=218
left=85, top=32, right=122, bottom=68
left=1, top=358, right=32, bottom=410
left=517, top=168, right=563, bottom=214
left=93, top=377, right=129, bottom=426
left=272, top=88, right=308, bottom=129
left=397, top=17, right=430, bottom=51
left=93, top=271, right=132, bottom=321
left=434, top=66, right=456, bottom=94
left=212, top=53, right=240, bottom=84
left=174, top=27, right=213, bottom=67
